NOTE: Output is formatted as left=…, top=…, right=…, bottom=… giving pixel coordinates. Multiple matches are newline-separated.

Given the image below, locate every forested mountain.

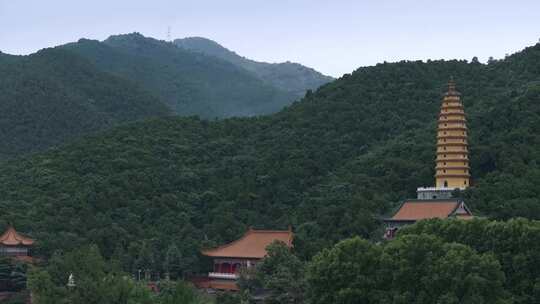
left=62, top=33, right=295, bottom=118
left=0, top=48, right=171, bottom=159
left=1, top=41, right=540, bottom=282
left=0, top=33, right=320, bottom=160
left=174, top=37, right=334, bottom=97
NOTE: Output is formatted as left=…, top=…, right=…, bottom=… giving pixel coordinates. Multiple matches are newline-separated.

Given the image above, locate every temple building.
left=417, top=78, right=470, bottom=200
left=384, top=79, right=473, bottom=239
left=197, top=227, right=294, bottom=291
left=0, top=226, right=34, bottom=262
left=384, top=199, right=473, bottom=239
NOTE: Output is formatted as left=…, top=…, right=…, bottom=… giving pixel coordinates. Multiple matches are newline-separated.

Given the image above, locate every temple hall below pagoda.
left=384, top=79, right=474, bottom=239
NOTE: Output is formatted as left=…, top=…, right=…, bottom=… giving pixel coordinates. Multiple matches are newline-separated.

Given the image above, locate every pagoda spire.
left=448, top=76, right=455, bottom=90
left=445, top=77, right=461, bottom=96
left=435, top=78, right=470, bottom=189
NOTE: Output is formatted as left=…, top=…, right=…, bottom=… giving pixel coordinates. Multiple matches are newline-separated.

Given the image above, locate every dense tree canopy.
left=400, top=218, right=540, bottom=303
left=0, top=42, right=539, bottom=288
left=239, top=241, right=306, bottom=304
left=306, top=237, right=383, bottom=304
left=0, top=48, right=171, bottom=159
left=307, top=235, right=510, bottom=304
left=0, top=257, right=27, bottom=292
left=28, top=245, right=211, bottom=304
left=241, top=220, right=540, bottom=304
left=0, top=32, right=328, bottom=160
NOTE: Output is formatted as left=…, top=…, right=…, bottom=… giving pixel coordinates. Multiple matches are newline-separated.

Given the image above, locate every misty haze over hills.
left=0, top=32, right=332, bottom=160
left=62, top=33, right=294, bottom=118
left=174, top=37, right=334, bottom=98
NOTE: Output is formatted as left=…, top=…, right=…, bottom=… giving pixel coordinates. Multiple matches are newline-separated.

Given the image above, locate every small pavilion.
left=198, top=227, right=294, bottom=291
left=0, top=226, right=34, bottom=262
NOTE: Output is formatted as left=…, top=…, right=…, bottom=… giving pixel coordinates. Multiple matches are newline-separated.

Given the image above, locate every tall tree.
left=401, top=218, right=540, bottom=303
left=164, top=244, right=184, bottom=280
left=9, top=263, right=27, bottom=291
left=307, top=237, right=383, bottom=304
left=135, top=241, right=155, bottom=280
left=245, top=241, right=305, bottom=304
left=0, top=258, right=12, bottom=291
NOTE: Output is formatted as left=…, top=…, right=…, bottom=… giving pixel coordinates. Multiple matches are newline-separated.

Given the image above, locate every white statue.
left=67, top=273, right=76, bottom=288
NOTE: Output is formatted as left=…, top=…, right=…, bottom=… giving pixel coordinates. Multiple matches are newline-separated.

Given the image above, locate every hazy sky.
left=1, top=0, right=539, bottom=77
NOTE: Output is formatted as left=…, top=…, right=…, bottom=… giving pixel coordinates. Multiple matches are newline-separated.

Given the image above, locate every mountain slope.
left=1, top=43, right=540, bottom=272
left=174, top=37, right=334, bottom=97
left=62, top=33, right=295, bottom=118
left=0, top=48, right=171, bottom=159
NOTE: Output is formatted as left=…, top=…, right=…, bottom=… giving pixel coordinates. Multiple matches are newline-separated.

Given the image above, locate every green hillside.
left=1, top=42, right=540, bottom=276
left=62, top=33, right=295, bottom=118
left=174, top=37, right=334, bottom=97
left=0, top=48, right=171, bottom=160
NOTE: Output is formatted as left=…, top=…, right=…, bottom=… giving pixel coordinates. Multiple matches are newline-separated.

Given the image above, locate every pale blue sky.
left=1, top=0, right=539, bottom=77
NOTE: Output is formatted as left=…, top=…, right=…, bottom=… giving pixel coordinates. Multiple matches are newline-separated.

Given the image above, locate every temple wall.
left=417, top=189, right=454, bottom=200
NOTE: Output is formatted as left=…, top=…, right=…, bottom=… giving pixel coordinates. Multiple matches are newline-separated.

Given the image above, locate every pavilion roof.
left=387, top=199, right=472, bottom=222
left=202, top=228, right=293, bottom=259
left=0, top=226, right=34, bottom=246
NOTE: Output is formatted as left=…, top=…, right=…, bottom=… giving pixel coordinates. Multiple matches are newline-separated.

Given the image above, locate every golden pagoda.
left=384, top=79, right=474, bottom=239
left=435, top=78, right=470, bottom=189
left=417, top=78, right=471, bottom=200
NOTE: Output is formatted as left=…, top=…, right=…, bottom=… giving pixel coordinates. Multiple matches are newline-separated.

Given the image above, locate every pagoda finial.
left=445, top=77, right=460, bottom=96
left=448, top=77, right=456, bottom=91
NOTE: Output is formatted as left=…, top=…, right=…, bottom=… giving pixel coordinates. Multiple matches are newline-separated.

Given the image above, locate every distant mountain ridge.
left=0, top=32, right=333, bottom=160
left=174, top=37, right=334, bottom=97
left=62, top=33, right=295, bottom=118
